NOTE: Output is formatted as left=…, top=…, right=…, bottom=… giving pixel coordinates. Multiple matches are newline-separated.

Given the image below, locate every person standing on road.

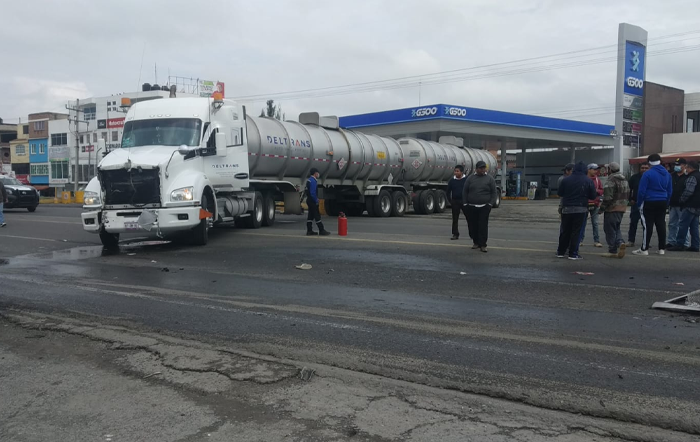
left=667, top=158, right=690, bottom=249
left=305, top=168, right=330, bottom=236
left=0, top=178, right=6, bottom=227
left=668, top=161, right=700, bottom=252
left=462, top=161, right=497, bottom=253
left=446, top=165, right=468, bottom=240
left=633, top=154, right=672, bottom=256
left=627, top=162, right=649, bottom=247
left=557, top=162, right=597, bottom=260
left=557, top=163, right=574, bottom=216
left=579, top=164, right=604, bottom=248
left=600, top=163, right=630, bottom=258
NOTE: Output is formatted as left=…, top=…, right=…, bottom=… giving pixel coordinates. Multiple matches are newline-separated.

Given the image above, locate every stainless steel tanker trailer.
left=82, top=96, right=500, bottom=247
left=247, top=112, right=500, bottom=218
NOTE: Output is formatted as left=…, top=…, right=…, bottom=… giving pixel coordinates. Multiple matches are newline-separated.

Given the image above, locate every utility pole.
left=65, top=99, right=88, bottom=192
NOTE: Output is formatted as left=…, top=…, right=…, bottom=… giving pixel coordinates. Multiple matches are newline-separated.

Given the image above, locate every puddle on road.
left=2, top=239, right=176, bottom=266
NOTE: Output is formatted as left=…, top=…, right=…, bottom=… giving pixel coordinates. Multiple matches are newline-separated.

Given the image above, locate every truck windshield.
left=121, top=118, right=202, bottom=148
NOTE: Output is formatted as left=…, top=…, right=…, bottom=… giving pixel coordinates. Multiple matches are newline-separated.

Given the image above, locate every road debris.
left=151, top=260, right=157, bottom=263
left=143, top=371, right=162, bottom=379
left=161, top=267, right=170, bottom=272
left=295, top=263, right=312, bottom=270
left=460, top=272, right=467, bottom=275
left=573, top=271, right=594, bottom=276
left=652, top=290, right=700, bottom=315
left=127, top=253, right=136, bottom=256
left=299, top=366, right=315, bottom=381
left=673, top=282, right=685, bottom=286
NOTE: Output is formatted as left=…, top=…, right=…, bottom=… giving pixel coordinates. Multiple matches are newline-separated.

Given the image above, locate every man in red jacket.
left=579, top=163, right=604, bottom=247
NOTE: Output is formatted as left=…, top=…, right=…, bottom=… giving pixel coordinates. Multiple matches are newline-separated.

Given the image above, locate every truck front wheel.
left=99, top=231, right=120, bottom=250
left=191, top=193, right=211, bottom=246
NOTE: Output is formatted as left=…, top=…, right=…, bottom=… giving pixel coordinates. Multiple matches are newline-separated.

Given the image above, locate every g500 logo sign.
left=626, top=77, right=644, bottom=89
left=444, top=107, right=467, bottom=117
left=411, top=107, right=438, bottom=118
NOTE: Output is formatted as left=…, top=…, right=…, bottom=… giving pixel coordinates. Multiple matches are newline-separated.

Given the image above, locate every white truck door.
left=203, top=127, right=250, bottom=190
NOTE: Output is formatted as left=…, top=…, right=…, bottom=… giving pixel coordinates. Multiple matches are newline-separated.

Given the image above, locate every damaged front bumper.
left=81, top=206, right=202, bottom=235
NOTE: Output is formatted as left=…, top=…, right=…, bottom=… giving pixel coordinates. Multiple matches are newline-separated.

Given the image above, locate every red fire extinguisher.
left=338, top=212, right=348, bottom=236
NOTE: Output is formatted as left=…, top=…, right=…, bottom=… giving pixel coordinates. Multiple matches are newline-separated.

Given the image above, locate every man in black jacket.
left=668, top=161, right=700, bottom=252
left=462, top=161, right=497, bottom=252
left=627, top=162, right=649, bottom=247
left=446, top=165, right=468, bottom=240
left=557, top=162, right=597, bottom=260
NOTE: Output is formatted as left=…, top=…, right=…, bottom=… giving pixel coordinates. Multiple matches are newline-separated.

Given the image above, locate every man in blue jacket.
left=557, top=162, right=597, bottom=260
left=633, top=154, right=673, bottom=256
left=306, top=168, right=330, bottom=236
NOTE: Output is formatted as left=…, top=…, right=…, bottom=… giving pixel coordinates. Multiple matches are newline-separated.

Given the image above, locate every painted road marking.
left=0, top=234, right=58, bottom=242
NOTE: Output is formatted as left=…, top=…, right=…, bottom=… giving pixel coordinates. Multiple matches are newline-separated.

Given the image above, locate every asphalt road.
left=1, top=202, right=699, bottom=435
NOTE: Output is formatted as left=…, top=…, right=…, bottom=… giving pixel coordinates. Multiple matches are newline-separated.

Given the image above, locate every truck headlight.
left=83, top=191, right=101, bottom=206
left=6, top=189, right=13, bottom=195
left=170, top=187, right=194, bottom=202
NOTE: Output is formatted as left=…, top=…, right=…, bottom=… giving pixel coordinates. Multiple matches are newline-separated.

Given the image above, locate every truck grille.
left=100, top=168, right=161, bottom=206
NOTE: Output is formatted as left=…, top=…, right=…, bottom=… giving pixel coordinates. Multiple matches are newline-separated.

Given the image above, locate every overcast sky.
left=2, top=0, right=699, bottom=126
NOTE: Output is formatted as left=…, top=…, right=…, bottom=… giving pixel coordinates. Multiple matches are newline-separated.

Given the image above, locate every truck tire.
left=435, top=190, right=447, bottom=213
left=391, top=192, right=407, bottom=217
left=419, top=190, right=435, bottom=215
left=262, top=193, right=276, bottom=227
left=373, top=190, right=392, bottom=217
left=27, top=206, right=37, bottom=213
left=412, top=191, right=424, bottom=214
left=191, top=193, right=212, bottom=246
left=493, top=191, right=501, bottom=208
left=365, top=196, right=376, bottom=217
left=246, top=191, right=264, bottom=229
left=99, top=231, right=120, bottom=250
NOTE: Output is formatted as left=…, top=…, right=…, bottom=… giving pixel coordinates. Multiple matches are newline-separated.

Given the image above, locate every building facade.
left=641, top=82, right=685, bottom=157
left=28, top=112, right=67, bottom=188
left=9, top=122, right=30, bottom=183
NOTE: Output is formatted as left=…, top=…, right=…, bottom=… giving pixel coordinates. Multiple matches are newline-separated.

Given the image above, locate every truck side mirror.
left=215, top=132, right=227, bottom=157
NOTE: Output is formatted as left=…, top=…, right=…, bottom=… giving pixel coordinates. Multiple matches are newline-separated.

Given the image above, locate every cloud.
left=1, top=0, right=699, bottom=126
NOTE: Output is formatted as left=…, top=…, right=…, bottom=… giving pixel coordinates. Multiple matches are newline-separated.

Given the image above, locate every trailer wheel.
left=374, top=190, right=392, bottom=217
left=412, top=191, right=424, bottom=214
left=245, top=191, right=264, bottom=229
left=493, top=191, right=502, bottom=208
left=262, top=194, right=276, bottom=227
left=99, top=231, right=120, bottom=250
left=191, top=193, right=211, bottom=245
left=391, top=192, right=407, bottom=217
left=419, top=190, right=435, bottom=215
left=435, top=190, right=447, bottom=213
left=365, top=196, right=376, bottom=217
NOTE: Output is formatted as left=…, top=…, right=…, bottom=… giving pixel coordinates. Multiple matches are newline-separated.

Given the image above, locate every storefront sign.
left=49, top=145, right=70, bottom=161
left=97, top=119, right=107, bottom=129
left=15, top=174, right=29, bottom=184
left=107, top=117, right=125, bottom=129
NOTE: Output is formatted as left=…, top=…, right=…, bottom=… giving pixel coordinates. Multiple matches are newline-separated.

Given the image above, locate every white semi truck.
left=81, top=95, right=500, bottom=247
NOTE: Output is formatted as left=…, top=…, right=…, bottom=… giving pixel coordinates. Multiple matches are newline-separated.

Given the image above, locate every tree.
left=261, top=99, right=285, bottom=121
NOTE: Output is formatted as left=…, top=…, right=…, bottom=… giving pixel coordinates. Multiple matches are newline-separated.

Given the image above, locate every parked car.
left=0, top=176, right=40, bottom=212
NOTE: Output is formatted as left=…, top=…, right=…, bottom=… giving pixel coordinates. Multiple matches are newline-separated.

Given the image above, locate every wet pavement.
left=1, top=202, right=700, bottom=434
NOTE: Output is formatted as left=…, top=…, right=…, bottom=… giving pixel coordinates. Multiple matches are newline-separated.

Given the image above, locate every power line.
left=233, top=29, right=700, bottom=102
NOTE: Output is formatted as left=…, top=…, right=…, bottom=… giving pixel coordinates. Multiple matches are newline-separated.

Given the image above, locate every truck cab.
left=82, top=95, right=258, bottom=248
